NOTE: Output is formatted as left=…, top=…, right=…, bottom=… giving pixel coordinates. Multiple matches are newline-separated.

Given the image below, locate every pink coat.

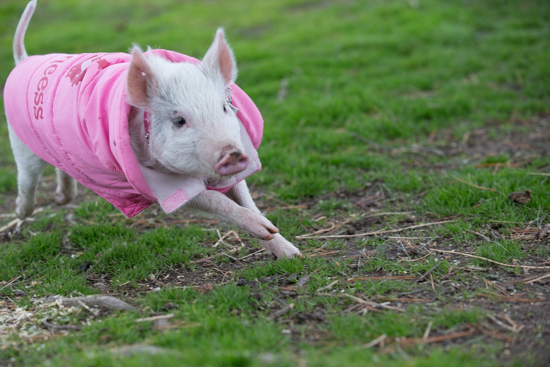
left=4, top=50, right=263, bottom=217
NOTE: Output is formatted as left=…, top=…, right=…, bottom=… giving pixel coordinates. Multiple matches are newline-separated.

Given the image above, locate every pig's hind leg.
left=55, top=168, right=77, bottom=205
left=226, top=180, right=301, bottom=259
left=7, top=122, right=47, bottom=219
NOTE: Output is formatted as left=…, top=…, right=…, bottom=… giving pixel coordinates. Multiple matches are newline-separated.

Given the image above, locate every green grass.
left=1, top=0, right=550, bottom=366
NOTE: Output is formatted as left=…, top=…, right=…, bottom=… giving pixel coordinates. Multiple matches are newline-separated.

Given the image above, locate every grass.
left=0, top=0, right=549, bottom=366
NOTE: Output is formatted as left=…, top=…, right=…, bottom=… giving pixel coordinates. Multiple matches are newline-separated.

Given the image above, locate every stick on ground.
left=430, top=249, right=550, bottom=270
left=297, top=220, right=456, bottom=239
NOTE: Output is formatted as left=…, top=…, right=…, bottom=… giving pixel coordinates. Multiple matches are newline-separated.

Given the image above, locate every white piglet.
left=4, top=1, right=301, bottom=259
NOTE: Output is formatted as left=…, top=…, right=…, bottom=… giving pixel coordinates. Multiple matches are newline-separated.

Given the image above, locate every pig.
left=4, top=0, right=301, bottom=259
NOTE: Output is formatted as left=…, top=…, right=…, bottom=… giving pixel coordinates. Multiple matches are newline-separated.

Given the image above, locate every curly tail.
left=13, top=0, right=37, bottom=65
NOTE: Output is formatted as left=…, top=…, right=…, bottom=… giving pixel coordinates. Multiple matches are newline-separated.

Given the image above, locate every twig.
left=502, top=314, right=523, bottom=332
left=478, top=293, right=545, bottom=303
left=388, top=236, right=435, bottom=239
left=342, top=293, right=405, bottom=312
left=377, top=331, right=476, bottom=355
left=527, top=172, right=550, bottom=176
left=0, top=276, right=22, bottom=291
left=376, top=297, right=429, bottom=303
left=306, top=250, right=340, bottom=258
left=423, top=321, right=433, bottom=341
left=221, top=252, right=239, bottom=261
left=297, top=217, right=357, bottom=239
left=487, top=281, right=509, bottom=296
left=467, top=230, right=491, bottom=242
left=430, top=249, right=550, bottom=269
left=0, top=208, right=45, bottom=233
left=189, top=246, right=241, bottom=265
left=316, top=280, right=339, bottom=293
left=346, top=275, right=415, bottom=283
left=410, top=331, right=475, bottom=345
left=189, top=256, right=216, bottom=264
left=470, top=324, right=514, bottom=343
left=397, top=239, right=411, bottom=259
left=297, top=220, right=456, bottom=239
left=136, top=314, right=174, bottom=323
left=450, top=174, right=499, bottom=193
left=417, top=263, right=441, bottom=283
left=487, top=315, right=521, bottom=333
left=430, top=274, right=436, bottom=292
left=0, top=218, right=21, bottom=233
left=524, top=272, right=550, bottom=284
left=362, top=334, right=387, bottom=349
left=399, top=253, right=431, bottom=263
left=213, top=229, right=226, bottom=248
left=298, top=222, right=336, bottom=238
left=238, top=248, right=265, bottom=261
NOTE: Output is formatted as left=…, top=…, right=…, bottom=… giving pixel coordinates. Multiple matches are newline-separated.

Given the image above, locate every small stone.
left=13, top=289, right=27, bottom=296
left=282, top=274, right=298, bottom=285
left=508, top=190, right=531, bottom=204
left=236, top=279, right=247, bottom=286
left=76, top=261, right=92, bottom=274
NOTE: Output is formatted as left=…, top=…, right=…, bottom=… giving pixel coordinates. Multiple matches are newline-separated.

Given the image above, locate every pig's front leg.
left=185, top=190, right=279, bottom=241
left=226, top=180, right=301, bottom=259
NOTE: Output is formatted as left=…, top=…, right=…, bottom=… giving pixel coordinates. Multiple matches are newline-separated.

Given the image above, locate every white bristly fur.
left=128, top=50, right=244, bottom=178
left=7, top=1, right=301, bottom=259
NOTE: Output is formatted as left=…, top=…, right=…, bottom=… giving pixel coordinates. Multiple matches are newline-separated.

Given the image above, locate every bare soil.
left=0, top=116, right=549, bottom=365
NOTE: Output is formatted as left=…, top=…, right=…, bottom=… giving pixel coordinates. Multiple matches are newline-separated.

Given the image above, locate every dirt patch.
left=438, top=113, right=550, bottom=166
left=1, top=116, right=550, bottom=364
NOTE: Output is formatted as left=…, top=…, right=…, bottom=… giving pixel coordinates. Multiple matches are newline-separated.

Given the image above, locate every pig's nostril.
left=238, top=155, right=249, bottom=166
left=215, top=151, right=249, bottom=176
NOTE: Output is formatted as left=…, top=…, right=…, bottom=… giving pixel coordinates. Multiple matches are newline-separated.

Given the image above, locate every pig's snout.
left=215, top=150, right=249, bottom=176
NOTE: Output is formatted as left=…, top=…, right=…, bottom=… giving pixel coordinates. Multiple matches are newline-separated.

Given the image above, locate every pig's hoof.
left=55, top=192, right=73, bottom=206
left=55, top=185, right=77, bottom=206
left=261, top=234, right=301, bottom=259
left=15, top=196, right=34, bottom=220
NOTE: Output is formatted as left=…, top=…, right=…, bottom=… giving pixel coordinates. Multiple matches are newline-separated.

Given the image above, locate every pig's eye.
left=223, top=105, right=227, bottom=113
left=172, top=117, right=186, bottom=128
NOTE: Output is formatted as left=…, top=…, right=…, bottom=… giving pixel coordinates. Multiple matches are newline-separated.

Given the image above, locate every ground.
left=0, top=0, right=549, bottom=366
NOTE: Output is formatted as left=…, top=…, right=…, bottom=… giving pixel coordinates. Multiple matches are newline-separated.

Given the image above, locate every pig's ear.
left=201, top=28, right=238, bottom=86
left=127, top=45, right=156, bottom=107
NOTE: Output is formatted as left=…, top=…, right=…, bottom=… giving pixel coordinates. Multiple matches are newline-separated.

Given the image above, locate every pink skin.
left=215, top=150, right=249, bottom=176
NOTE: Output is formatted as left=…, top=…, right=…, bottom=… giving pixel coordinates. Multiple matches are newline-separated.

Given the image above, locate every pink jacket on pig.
left=4, top=50, right=263, bottom=217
